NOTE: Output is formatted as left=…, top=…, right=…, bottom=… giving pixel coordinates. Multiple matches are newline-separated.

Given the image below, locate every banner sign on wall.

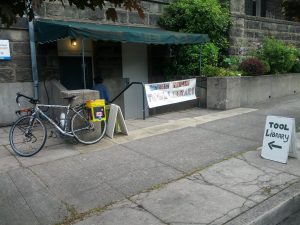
left=0, top=40, right=11, bottom=60
left=145, top=78, right=196, bottom=108
left=261, top=116, right=298, bottom=164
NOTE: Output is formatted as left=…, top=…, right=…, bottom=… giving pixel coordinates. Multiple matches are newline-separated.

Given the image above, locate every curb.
left=224, top=181, right=300, bottom=225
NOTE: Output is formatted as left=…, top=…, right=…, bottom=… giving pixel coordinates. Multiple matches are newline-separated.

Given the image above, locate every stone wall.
left=230, top=0, right=300, bottom=56
left=36, top=0, right=169, bottom=27
left=37, top=42, right=60, bottom=81
left=0, top=19, right=31, bottom=83
left=230, top=14, right=300, bottom=55
left=207, top=74, right=300, bottom=110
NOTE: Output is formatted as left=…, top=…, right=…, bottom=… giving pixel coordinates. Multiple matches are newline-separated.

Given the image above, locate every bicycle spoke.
left=9, top=116, right=47, bottom=157
left=71, top=108, right=106, bottom=144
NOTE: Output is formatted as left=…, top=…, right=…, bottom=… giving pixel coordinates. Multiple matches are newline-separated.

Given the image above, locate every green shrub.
left=203, top=65, right=240, bottom=77
left=158, top=0, right=231, bottom=76
left=292, top=50, right=300, bottom=73
left=165, top=42, right=219, bottom=76
left=258, top=38, right=297, bottom=74
left=222, top=56, right=242, bottom=71
left=240, top=58, right=266, bottom=76
left=261, top=60, right=271, bottom=74
left=158, top=0, right=231, bottom=51
left=291, top=61, right=300, bottom=73
left=201, top=42, right=219, bottom=66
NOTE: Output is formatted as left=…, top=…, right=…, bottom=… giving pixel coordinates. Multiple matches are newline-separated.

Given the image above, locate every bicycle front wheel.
left=9, top=115, right=47, bottom=157
left=71, top=108, right=107, bottom=144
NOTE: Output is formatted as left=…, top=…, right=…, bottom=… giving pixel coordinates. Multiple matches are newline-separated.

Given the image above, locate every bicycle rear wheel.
left=71, top=108, right=106, bottom=144
left=9, top=115, right=47, bottom=157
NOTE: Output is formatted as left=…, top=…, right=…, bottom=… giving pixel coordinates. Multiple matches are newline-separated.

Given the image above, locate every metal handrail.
left=110, top=82, right=146, bottom=120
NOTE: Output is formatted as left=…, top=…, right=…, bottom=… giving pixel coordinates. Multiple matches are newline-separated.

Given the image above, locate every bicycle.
left=9, top=93, right=107, bottom=157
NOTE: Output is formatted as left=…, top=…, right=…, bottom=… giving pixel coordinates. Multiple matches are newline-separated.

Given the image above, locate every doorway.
left=59, top=56, right=93, bottom=90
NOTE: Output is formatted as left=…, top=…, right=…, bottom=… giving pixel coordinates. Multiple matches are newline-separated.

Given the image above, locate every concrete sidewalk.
left=0, top=94, right=300, bottom=225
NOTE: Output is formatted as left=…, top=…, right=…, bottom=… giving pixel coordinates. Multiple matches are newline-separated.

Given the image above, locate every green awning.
left=35, top=20, right=208, bottom=45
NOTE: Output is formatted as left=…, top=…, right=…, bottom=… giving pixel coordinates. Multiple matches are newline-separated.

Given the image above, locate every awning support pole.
left=29, top=20, right=39, bottom=99
left=142, top=83, right=145, bottom=120
left=81, top=38, right=86, bottom=89
left=199, top=44, right=203, bottom=76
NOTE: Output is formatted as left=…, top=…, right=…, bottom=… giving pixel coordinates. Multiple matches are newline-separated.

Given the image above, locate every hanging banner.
left=145, top=78, right=196, bottom=108
left=0, top=40, right=11, bottom=60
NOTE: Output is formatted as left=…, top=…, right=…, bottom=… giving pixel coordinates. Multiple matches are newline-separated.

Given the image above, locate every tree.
left=158, top=0, right=230, bottom=52
left=158, top=0, right=231, bottom=76
left=0, top=0, right=144, bottom=27
left=282, top=0, right=300, bottom=22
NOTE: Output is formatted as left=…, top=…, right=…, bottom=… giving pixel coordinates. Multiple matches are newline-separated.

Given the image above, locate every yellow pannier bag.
left=85, top=99, right=106, bottom=122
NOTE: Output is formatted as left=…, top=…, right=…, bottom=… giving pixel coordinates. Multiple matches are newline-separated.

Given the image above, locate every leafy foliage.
left=222, top=56, right=242, bottom=71
left=240, top=58, right=266, bottom=76
left=291, top=61, right=300, bottom=73
left=0, top=0, right=144, bottom=26
left=168, top=42, right=219, bottom=76
left=256, top=38, right=298, bottom=74
left=201, top=42, right=219, bottom=67
left=158, top=0, right=230, bottom=51
left=158, top=0, right=230, bottom=76
left=203, top=65, right=240, bottom=77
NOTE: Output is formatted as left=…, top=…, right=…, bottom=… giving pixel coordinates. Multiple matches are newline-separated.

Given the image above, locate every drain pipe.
left=28, top=20, right=39, bottom=100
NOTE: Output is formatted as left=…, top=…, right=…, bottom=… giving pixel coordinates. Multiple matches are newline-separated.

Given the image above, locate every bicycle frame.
left=32, top=104, right=76, bottom=137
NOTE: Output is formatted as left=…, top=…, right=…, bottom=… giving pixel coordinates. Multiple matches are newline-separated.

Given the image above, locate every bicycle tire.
left=9, top=115, right=47, bottom=157
left=71, top=108, right=107, bottom=144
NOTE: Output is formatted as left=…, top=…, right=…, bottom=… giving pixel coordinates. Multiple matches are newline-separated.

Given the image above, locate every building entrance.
left=59, top=57, right=93, bottom=90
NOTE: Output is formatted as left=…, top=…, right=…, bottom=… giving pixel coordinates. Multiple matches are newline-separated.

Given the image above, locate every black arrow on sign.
left=268, top=141, right=282, bottom=150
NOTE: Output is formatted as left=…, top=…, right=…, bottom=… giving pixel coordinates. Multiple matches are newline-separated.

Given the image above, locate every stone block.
left=35, top=4, right=46, bottom=17
left=0, top=60, right=14, bottom=68
left=0, top=29, right=29, bottom=42
left=277, top=24, right=289, bottom=32
left=45, top=2, right=65, bottom=17
left=149, top=14, right=160, bottom=26
left=240, top=75, right=271, bottom=106
left=230, top=0, right=245, bottom=14
left=116, top=10, right=128, bottom=24
left=149, top=3, right=164, bottom=13
left=207, top=77, right=241, bottom=110
left=245, top=20, right=260, bottom=29
left=12, top=42, right=30, bottom=55
left=0, top=69, right=15, bottom=82
left=64, top=6, right=79, bottom=19
left=229, top=28, right=244, bottom=37
left=0, top=82, right=33, bottom=125
left=261, top=22, right=277, bottom=31
left=14, top=55, right=31, bottom=68
left=9, top=18, right=29, bottom=29
left=79, top=8, right=105, bottom=21
left=141, top=2, right=150, bottom=12
left=254, top=32, right=264, bottom=38
left=129, top=12, right=148, bottom=25
left=232, top=17, right=245, bottom=28
left=16, top=68, right=32, bottom=82
left=60, top=89, right=99, bottom=106
left=245, top=31, right=255, bottom=38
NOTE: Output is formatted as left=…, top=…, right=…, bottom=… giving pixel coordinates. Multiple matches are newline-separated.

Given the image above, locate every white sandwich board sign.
left=106, top=104, right=128, bottom=139
left=261, top=116, right=298, bottom=164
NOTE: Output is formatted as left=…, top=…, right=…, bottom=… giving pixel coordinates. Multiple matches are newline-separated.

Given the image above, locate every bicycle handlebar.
left=16, top=92, right=39, bottom=105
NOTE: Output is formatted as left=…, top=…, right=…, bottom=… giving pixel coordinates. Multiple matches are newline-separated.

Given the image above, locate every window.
left=245, top=0, right=266, bottom=17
